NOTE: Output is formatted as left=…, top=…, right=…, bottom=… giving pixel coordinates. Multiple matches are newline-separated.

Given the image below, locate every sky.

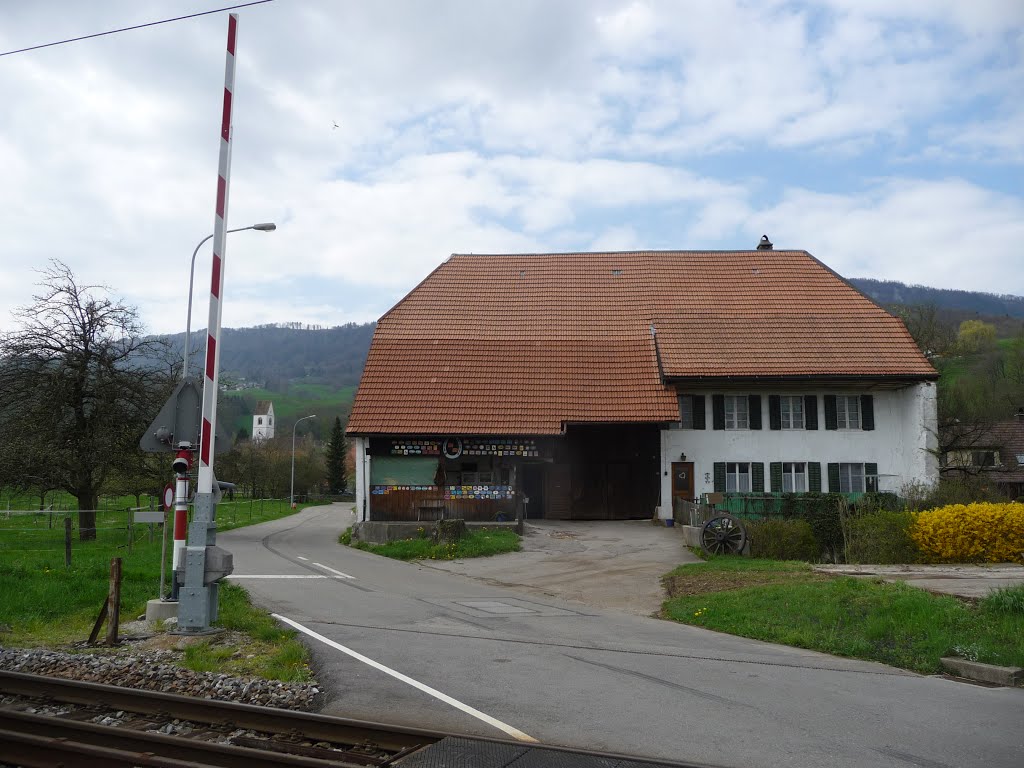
left=0, top=0, right=1022, bottom=335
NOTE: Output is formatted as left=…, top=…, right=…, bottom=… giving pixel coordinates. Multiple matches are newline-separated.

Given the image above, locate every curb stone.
left=940, top=657, right=1024, bottom=686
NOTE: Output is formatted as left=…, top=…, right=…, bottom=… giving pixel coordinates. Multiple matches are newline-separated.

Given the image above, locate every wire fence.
left=0, top=496, right=315, bottom=561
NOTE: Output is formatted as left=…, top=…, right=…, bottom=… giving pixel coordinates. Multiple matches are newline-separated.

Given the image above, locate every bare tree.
left=0, top=261, right=171, bottom=539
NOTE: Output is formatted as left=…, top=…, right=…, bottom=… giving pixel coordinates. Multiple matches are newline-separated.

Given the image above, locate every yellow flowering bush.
left=911, top=502, right=1024, bottom=563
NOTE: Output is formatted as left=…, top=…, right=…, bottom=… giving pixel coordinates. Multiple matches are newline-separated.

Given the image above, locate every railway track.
left=0, top=669, right=712, bottom=768
left=0, top=669, right=440, bottom=767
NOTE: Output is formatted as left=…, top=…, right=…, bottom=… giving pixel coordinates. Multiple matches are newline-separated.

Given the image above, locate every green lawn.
left=343, top=528, right=521, bottom=561
left=0, top=499, right=318, bottom=681
left=662, top=558, right=1024, bottom=674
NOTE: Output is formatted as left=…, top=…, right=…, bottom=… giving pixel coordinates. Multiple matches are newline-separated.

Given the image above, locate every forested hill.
left=849, top=278, right=1024, bottom=319
left=167, top=322, right=375, bottom=389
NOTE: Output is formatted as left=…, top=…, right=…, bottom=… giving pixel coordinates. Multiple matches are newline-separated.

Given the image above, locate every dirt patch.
left=662, top=569, right=828, bottom=598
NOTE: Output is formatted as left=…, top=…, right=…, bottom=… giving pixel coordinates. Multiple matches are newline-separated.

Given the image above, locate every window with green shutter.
left=861, top=395, right=875, bottom=431
left=824, top=395, right=838, bottom=430
left=828, top=462, right=841, bottom=492
left=770, top=461, right=783, bottom=492
left=713, top=462, right=726, bottom=492
left=748, top=395, right=762, bottom=430
left=808, top=462, right=822, bottom=492
left=804, top=395, right=818, bottom=430
left=768, top=396, right=781, bottom=430
left=751, top=462, right=764, bottom=492
left=712, top=395, right=725, bottom=430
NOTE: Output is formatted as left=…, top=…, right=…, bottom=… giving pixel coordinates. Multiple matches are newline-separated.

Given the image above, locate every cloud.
left=749, top=178, right=1024, bottom=293
left=0, top=1, right=1020, bottom=336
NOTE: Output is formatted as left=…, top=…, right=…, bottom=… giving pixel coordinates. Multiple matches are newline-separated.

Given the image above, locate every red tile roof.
left=347, top=251, right=936, bottom=435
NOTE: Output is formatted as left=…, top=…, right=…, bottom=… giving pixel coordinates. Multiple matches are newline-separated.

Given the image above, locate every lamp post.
left=183, top=222, right=276, bottom=380
left=291, top=414, right=317, bottom=508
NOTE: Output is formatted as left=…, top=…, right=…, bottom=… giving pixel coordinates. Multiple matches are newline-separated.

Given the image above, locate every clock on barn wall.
left=442, top=437, right=463, bottom=459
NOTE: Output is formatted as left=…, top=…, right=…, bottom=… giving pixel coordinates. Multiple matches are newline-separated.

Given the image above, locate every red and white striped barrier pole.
left=179, top=13, right=239, bottom=631
left=197, top=12, right=237, bottom=497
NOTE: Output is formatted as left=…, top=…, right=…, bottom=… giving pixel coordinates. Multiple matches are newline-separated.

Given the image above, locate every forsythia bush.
left=911, top=503, right=1024, bottom=563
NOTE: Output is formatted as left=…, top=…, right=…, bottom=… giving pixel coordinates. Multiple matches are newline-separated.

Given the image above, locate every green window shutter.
left=712, top=395, right=725, bottom=430
left=804, top=395, right=818, bottom=430
left=693, top=395, right=706, bottom=430
left=827, top=462, right=841, bottom=492
left=713, top=462, right=726, bottom=492
left=808, top=462, right=822, bottom=492
left=770, top=462, right=783, bottom=492
left=751, top=462, right=765, bottom=492
left=866, top=462, right=878, bottom=492
left=749, top=395, right=762, bottom=430
left=768, top=395, right=781, bottom=430
left=824, top=395, right=838, bottom=430
left=861, top=395, right=875, bottom=431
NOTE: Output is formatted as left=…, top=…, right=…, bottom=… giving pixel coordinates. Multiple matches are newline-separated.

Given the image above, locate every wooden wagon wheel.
left=700, top=514, right=747, bottom=556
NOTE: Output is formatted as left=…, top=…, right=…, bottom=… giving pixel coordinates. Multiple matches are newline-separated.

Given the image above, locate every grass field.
left=342, top=528, right=521, bottom=561
left=662, top=557, right=1024, bottom=674
left=0, top=498, right=320, bottom=680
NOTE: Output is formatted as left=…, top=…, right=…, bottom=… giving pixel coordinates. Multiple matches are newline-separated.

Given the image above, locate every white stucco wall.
left=354, top=436, right=370, bottom=521
left=657, top=381, right=938, bottom=518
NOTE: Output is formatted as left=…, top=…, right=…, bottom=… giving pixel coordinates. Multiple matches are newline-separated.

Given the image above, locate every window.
left=782, top=462, right=807, bottom=492
left=258, top=417, right=263, bottom=425
left=971, top=450, right=998, bottom=468
left=726, top=462, right=751, bottom=492
left=944, top=449, right=1001, bottom=468
left=780, top=396, right=804, bottom=430
left=837, top=463, right=877, bottom=493
left=724, top=396, right=749, bottom=430
left=836, top=396, right=860, bottom=429
left=680, top=396, right=693, bottom=429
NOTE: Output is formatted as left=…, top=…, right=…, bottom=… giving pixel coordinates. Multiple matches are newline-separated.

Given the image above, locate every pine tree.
left=327, top=416, right=348, bottom=493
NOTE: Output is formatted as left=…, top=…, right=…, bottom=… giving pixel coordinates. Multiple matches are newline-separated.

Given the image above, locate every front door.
left=671, top=462, right=695, bottom=516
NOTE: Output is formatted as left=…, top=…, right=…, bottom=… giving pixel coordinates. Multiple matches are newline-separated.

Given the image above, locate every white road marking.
left=297, top=556, right=310, bottom=561
left=227, top=575, right=328, bottom=580
left=312, top=562, right=355, bottom=579
left=273, top=614, right=537, bottom=743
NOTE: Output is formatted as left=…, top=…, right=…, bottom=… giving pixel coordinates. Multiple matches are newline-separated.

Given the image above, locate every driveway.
left=422, top=519, right=701, bottom=616
left=813, top=563, right=1024, bottom=599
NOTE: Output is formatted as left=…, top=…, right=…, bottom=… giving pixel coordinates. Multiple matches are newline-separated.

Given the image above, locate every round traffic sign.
left=162, top=484, right=175, bottom=510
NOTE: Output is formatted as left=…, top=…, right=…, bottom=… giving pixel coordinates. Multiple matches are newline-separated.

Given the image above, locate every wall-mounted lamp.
left=679, top=452, right=687, bottom=461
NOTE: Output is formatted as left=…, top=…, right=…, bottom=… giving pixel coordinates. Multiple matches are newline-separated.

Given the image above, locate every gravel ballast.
left=0, top=646, right=320, bottom=710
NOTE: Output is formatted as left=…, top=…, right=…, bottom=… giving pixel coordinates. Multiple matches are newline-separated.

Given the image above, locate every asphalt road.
left=218, top=504, right=1024, bottom=768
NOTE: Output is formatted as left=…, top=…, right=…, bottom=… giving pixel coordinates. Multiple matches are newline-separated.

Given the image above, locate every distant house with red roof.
left=942, top=409, right=1024, bottom=499
left=346, top=241, right=938, bottom=522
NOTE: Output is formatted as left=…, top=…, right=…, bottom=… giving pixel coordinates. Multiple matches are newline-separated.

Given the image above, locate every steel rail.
left=0, top=725, right=210, bottom=768
left=0, top=710, right=353, bottom=768
left=0, top=669, right=441, bottom=751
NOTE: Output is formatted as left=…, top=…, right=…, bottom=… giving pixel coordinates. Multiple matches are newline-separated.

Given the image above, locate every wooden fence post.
left=106, top=557, right=122, bottom=646
left=64, top=516, right=72, bottom=568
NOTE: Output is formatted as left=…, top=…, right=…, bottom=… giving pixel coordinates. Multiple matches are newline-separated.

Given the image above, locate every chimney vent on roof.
left=757, top=235, right=773, bottom=250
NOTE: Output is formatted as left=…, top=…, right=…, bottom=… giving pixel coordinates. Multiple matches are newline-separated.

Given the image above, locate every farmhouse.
left=346, top=243, right=939, bottom=523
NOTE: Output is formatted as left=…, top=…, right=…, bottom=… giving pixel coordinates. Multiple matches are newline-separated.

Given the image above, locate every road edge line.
left=272, top=613, right=538, bottom=743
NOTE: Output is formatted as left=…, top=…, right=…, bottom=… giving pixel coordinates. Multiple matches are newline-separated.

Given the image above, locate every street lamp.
left=291, top=414, right=317, bottom=508
left=183, top=222, right=276, bottom=380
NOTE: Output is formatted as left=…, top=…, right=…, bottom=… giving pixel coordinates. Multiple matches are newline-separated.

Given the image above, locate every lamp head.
left=252, top=222, right=276, bottom=232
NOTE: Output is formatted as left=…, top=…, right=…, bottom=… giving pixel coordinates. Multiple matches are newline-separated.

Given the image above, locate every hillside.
left=171, top=322, right=375, bottom=390
left=850, top=278, right=1024, bottom=319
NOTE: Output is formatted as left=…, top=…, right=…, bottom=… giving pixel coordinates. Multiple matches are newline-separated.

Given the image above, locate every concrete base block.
left=941, top=657, right=1024, bottom=686
left=144, top=598, right=178, bottom=624
left=679, top=525, right=703, bottom=547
